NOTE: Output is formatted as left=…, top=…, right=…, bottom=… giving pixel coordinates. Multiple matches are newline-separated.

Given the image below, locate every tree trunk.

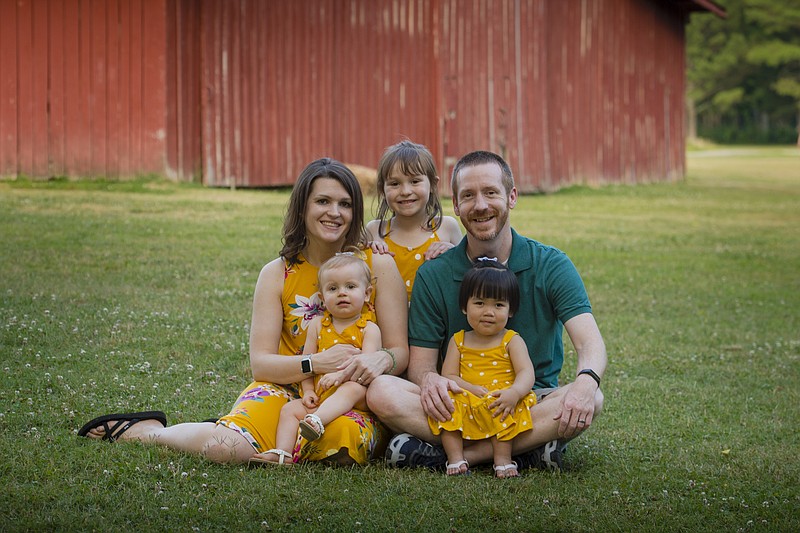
left=686, top=97, right=698, bottom=141
left=796, top=107, right=800, bottom=147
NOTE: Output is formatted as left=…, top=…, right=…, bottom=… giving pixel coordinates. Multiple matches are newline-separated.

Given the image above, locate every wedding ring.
left=578, top=419, right=586, bottom=425
left=357, top=377, right=363, bottom=383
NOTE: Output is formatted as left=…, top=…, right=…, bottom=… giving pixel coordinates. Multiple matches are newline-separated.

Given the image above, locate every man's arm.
left=556, top=312, right=606, bottom=438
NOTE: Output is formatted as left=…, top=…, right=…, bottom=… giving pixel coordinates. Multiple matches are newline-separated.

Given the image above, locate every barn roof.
left=674, top=0, right=727, bottom=18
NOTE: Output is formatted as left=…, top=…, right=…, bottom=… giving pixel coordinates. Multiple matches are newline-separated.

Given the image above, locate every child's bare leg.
left=312, top=382, right=367, bottom=425
left=441, top=430, right=469, bottom=475
left=252, top=399, right=305, bottom=463
left=492, top=437, right=518, bottom=478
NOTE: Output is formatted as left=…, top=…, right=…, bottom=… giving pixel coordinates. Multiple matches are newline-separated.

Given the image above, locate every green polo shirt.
left=408, top=228, right=592, bottom=389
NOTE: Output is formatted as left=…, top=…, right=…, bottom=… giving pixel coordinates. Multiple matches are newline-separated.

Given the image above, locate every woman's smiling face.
left=304, top=177, right=353, bottom=246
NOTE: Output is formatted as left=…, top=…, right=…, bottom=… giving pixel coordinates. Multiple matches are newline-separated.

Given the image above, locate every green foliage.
left=1, top=153, right=799, bottom=531
left=687, top=0, right=800, bottom=144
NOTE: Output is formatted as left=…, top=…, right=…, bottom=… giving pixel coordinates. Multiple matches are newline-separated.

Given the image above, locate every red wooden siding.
left=200, top=0, right=439, bottom=187
left=0, top=0, right=200, bottom=180
left=436, top=0, right=687, bottom=193
left=0, top=0, right=715, bottom=191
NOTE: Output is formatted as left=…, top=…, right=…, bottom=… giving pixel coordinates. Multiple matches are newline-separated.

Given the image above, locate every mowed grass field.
left=1, top=146, right=798, bottom=531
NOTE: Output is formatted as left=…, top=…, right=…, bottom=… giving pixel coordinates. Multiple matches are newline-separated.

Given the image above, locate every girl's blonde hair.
left=317, top=248, right=372, bottom=289
left=374, top=140, right=443, bottom=238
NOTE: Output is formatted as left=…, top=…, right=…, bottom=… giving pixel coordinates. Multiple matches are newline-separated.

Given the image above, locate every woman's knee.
left=200, top=427, right=255, bottom=464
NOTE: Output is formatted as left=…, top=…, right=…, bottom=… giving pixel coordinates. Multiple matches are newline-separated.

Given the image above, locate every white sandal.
left=248, top=448, right=293, bottom=467
left=493, top=461, right=519, bottom=478
left=446, top=459, right=470, bottom=476
left=298, top=413, right=325, bottom=441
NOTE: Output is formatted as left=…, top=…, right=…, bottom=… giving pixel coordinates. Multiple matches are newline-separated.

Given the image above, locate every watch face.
left=301, top=358, right=312, bottom=374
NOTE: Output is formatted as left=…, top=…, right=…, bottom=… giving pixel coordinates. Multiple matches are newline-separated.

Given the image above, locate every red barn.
left=0, top=0, right=723, bottom=192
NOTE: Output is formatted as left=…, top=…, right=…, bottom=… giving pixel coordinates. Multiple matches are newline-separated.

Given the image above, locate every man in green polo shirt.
left=368, top=150, right=607, bottom=472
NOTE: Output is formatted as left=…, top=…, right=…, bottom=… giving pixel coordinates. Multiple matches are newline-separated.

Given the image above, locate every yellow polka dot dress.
left=310, top=311, right=369, bottom=404
left=428, top=329, right=537, bottom=441
left=385, top=232, right=440, bottom=301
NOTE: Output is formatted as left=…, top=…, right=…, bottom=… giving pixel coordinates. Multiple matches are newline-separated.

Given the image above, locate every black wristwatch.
left=301, top=356, right=313, bottom=375
left=577, top=368, right=601, bottom=387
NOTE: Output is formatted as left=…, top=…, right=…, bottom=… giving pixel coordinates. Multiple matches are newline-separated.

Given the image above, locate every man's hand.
left=419, top=372, right=462, bottom=422
left=423, top=241, right=456, bottom=260
left=553, top=378, right=598, bottom=439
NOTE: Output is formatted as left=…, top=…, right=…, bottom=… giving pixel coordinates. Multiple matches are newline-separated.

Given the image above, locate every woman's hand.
left=318, top=371, right=345, bottom=392
left=368, top=240, right=395, bottom=256
left=336, top=349, right=392, bottom=386
left=310, top=344, right=360, bottom=375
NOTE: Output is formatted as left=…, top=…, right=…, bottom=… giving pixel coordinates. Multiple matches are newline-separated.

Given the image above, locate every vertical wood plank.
left=90, top=0, right=107, bottom=174
left=0, top=0, right=19, bottom=175
left=106, top=0, right=121, bottom=176
left=16, top=0, right=34, bottom=174
left=118, top=0, right=132, bottom=176
left=141, top=0, right=167, bottom=173
left=48, top=0, right=65, bottom=177
left=128, top=0, right=143, bottom=174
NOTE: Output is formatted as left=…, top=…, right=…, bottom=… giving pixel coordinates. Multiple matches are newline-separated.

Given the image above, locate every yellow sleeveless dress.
left=384, top=223, right=441, bottom=301
left=307, top=311, right=370, bottom=404
left=428, top=329, right=537, bottom=441
left=218, top=251, right=386, bottom=464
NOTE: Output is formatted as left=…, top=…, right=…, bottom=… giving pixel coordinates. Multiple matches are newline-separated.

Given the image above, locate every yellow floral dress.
left=428, top=329, right=537, bottom=441
left=218, top=251, right=386, bottom=464
left=385, top=227, right=441, bottom=301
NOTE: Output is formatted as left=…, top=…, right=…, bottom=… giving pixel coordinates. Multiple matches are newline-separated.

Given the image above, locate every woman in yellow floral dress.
left=79, top=158, right=408, bottom=466
left=428, top=259, right=537, bottom=478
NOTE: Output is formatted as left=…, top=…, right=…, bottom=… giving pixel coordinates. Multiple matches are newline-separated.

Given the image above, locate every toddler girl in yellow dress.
left=428, top=259, right=537, bottom=478
left=256, top=252, right=382, bottom=465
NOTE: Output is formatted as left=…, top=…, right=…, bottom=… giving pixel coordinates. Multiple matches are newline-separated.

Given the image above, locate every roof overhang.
left=676, top=0, right=727, bottom=18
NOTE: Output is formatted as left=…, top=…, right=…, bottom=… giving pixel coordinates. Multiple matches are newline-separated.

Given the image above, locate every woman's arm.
left=248, top=258, right=303, bottom=383
left=371, top=252, right=409, bottom=373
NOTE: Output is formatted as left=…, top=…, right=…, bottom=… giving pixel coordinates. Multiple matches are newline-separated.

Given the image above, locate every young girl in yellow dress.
left=253, top=252, right=383, bottom=465
left=428, top=259, right=537, bottom=478
left=366, top=140, right=462, bottom=302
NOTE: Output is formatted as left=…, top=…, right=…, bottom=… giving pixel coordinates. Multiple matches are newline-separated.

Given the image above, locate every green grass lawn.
left=1, top=147, right=798, bottom=531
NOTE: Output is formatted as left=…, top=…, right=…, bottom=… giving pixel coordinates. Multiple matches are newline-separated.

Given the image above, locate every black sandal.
left=78, top=411, right=167, bottom=442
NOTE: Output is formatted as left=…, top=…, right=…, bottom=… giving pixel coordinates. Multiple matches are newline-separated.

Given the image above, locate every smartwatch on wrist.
left=577, top=368, right=601, bottom=387
left=301, top=356, right=313, bottom=375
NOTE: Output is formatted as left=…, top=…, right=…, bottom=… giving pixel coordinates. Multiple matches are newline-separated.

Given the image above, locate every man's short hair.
left=451, top=150, right=515, bottom=196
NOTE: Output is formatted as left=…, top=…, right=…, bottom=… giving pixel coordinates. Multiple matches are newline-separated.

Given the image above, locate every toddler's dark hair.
left=459, top=259, right=520, bottom=315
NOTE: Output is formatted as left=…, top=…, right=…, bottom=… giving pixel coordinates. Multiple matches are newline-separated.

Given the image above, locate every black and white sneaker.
left=513, top=439, right=566, bottom=472
left=384, top=433, right=447, bottom=470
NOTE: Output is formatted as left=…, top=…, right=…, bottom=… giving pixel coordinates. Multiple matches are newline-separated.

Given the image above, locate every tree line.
left=687, top=0, right=800, bottom=145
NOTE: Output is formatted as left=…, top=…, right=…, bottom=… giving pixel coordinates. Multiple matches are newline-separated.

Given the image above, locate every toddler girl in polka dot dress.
left=428, top=259, right=538, bottom=478
left=257, top=252, right=382, bottom=465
